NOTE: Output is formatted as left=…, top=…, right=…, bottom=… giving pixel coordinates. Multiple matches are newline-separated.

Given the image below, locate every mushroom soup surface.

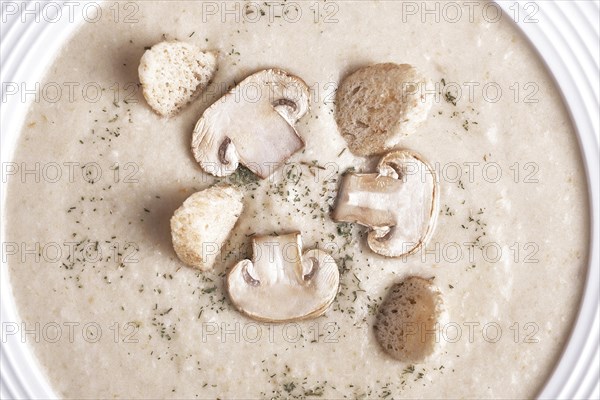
left=4, top=1, right=589, bottom=399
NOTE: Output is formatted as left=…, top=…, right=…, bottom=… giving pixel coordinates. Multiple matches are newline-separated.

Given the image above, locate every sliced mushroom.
left=332, top=150, right=439, bottom=257
left=227, top=232, right=339, bottom=322
left=192, top=69, right=309, bottom=179
left=374, top=277, right=447, bottom=363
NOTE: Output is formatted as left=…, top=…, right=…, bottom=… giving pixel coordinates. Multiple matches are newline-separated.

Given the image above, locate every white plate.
left=1, top=1, right=598, bottom=398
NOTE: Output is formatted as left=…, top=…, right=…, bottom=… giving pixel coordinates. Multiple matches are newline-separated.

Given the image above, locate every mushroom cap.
left=227, top=233, right=339, bottom=322
left=332, top=149, right=439, bottom=258
left=192, top=69, right=309, bottom=179
left=170, top=185, right=243, bottom=270
left=374, top=276, right=447, bottom=363
left=367, top=150, right=439, bottom=257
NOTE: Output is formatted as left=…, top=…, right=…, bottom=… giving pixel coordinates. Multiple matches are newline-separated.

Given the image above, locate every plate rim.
left=1, top=1, right=598, bottom=399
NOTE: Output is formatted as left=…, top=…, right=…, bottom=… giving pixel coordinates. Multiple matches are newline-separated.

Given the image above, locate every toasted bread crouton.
left=170, top=185, right=243, bottom=270
left=374, top=276, right=446, bottom=363
left=335, top=63, right=432, bottom=156
left=139, top=41, right=216, bottom=117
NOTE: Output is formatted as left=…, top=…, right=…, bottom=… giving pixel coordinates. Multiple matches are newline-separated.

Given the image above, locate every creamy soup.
left=4, top=1, right=590, bottom=398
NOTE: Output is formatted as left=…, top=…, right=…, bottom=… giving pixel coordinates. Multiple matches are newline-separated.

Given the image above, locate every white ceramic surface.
left=1, top=1, right=598, bottom=399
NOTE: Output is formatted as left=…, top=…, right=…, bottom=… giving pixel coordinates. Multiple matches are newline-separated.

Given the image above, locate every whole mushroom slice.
left=227, top=232, right=339, bottom=323
left=192, top=69, right=310, bottom=179
left=374, top=276, right=447, bottom=363
left=332, top=150, right=439, bottom=257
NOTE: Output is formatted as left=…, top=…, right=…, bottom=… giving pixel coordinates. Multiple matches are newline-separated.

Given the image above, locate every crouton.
left=139, top=41, right=216, bottom=117
left=170, top=185, right=243, bottom=270
left=335, top=63, right=432, bottom=156
left=374, top=276, right=446, bottom=363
